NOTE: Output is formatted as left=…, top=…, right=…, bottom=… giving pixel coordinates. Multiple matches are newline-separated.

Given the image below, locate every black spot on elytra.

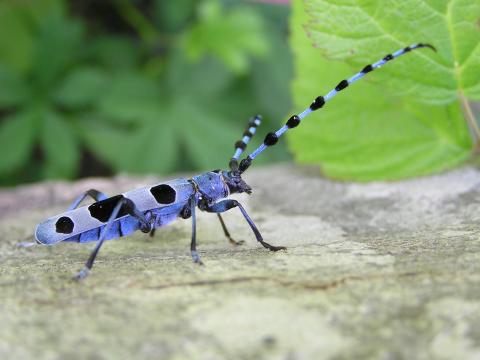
left=150, top=184, right=176, bottom=204
left=88, top=195, right=128, bottom=223
left=56, top=216, right=74, bottom=234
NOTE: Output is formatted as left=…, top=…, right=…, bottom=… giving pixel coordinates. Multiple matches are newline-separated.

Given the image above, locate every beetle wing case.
left=35, top=179, right=195, bottom=245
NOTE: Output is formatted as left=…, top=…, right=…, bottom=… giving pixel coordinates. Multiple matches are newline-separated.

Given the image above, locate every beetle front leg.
left=205, top=200, right=285, bottom=252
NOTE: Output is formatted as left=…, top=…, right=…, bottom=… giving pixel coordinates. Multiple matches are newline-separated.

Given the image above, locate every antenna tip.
left=418, top=43, right=437, bottom=52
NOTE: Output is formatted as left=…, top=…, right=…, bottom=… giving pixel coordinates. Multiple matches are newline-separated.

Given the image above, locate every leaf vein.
left=352, top=0, right=450, bottom=71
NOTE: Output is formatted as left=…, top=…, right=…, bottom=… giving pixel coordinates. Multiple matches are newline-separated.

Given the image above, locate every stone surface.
left=1, top=164, right=480, bottom=359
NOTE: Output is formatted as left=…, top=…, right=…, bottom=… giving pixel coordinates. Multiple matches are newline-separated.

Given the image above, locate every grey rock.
left=1, top=164, right=479, bottom=359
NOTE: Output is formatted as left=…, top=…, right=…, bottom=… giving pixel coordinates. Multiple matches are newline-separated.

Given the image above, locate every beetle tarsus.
left=260, top=241, right=286, bottom=252
left=74, top=267, right=90, bottom=281
left=229, top=238, right=245, bottom=246
left=191, top=250, right=204, bottom=265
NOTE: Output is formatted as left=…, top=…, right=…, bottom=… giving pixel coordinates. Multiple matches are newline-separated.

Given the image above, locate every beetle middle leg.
left=217, top=214, right=245, bottom=246
left=205, top=200, right=285, bottom=252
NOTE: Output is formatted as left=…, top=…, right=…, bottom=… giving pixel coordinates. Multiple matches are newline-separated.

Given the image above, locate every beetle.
left=35, top=43, right=435, bottom=279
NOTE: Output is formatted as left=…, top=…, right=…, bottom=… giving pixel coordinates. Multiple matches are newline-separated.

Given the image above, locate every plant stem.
left=110, top=0, right=163, bottom=46
left=459, top=90, right=480, bottom=147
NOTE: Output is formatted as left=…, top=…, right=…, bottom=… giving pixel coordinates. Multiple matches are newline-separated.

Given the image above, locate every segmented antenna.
left=238, top=43, right=436, bottom=173
left=229, top=115, right=262, bottom=171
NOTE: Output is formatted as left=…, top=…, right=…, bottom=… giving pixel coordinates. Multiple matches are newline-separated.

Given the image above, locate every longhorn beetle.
left=35, top=43, right=435, bottom=280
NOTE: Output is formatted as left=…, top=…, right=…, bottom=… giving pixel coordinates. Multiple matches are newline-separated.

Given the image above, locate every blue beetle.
left=35, top=43, right=434, bottom=279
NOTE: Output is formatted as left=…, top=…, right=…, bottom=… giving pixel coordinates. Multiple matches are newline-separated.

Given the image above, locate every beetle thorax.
left=191, top=171, right=230, bottom=202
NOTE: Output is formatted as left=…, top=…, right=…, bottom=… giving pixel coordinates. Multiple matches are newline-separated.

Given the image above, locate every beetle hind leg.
left=68, top=188, right=108, bottom=210
left=74, top=197, right=153, bottom=280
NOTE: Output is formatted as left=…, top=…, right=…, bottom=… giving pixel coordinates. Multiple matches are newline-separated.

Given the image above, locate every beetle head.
left=221, top=170, right=252, bottom=195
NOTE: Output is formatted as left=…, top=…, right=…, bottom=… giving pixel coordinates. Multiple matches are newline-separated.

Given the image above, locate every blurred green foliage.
left=0, top=0, right=292, bottom=185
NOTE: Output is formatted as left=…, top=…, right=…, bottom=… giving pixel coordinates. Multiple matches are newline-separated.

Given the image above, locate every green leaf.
left=288, top=0, right=474, bottom=181
left=55, top=67, right=109, bottom=108
left=302, top=0, right=480, bottom=104
left=88, top=36, right=141, bottom=71
left=183, top=0, right=269, bottom=74
left=41, top=110, right=79, bottom=178
left=79, top=116, right=177, bottom=174
left=180, top=104, right=238, bottom=170
left=124, top=119, right=178, bottom=174
left=98, top=73, right=164, bottom=123
left=32, top=11, right=84, bottom=88
left=0, top=3, right=34, bottom=73
left=164, top=49, right=233, bottom=99
left=0, top=63, right=29, bottom=108
left=82, top=76, right=240, bottom=174
left=0, top=111, right=36, bottom=175
left=77, top=119, right=132, bottom=171
left=251, top=25, right=293, bottom=120
left=153, top=0, right=196, bottom=32
left=13, top=0, right=65, bottom=28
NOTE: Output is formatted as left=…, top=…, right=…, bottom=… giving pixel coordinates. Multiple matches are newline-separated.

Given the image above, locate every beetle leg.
left=74, top=198, right=125, bottom=280
left=74, top=198, right=152, bottom=280
left=122, top=199, right=152, bottom=233
left=205, top=200, right=285, bottom=252
left=217, top=214, right=244, bottom=246
left=68, top=189, right=108, bottom=210
left=189, top=196, right=203, bottom=265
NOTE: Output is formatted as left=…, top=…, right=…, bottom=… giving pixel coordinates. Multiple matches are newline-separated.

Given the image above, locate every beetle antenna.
left=238, top=43, right=436, bottom=173
left=229, top=115, right=262, bottom=172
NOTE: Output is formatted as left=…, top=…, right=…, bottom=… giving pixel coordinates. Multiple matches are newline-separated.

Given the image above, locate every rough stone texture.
left=1, top=164, right=480, bottom=359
